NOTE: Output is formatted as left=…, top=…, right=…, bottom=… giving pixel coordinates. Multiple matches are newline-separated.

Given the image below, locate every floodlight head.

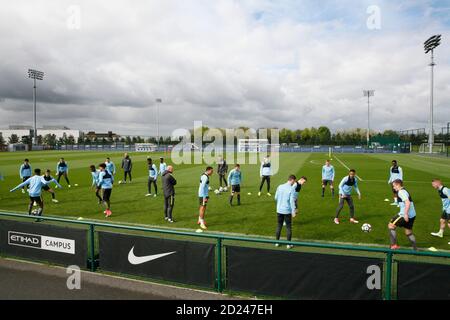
left=424, top=35, right=441, bottom=53
left=155, top=98, right=162, bottom=103
left=28, top=69, right=44, bottom=80
left=363, top=90, right=374, bottom=97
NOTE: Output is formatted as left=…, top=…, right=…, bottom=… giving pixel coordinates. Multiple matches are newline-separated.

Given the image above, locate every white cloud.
left=0, top=0, right=449, bottom=136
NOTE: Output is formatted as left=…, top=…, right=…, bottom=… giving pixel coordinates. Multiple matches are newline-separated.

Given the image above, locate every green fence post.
left=89, top=224, right=96, bottom=272
left=385, top=251, right=393, bottom=300
left=217, top=237, right=223, bottom=293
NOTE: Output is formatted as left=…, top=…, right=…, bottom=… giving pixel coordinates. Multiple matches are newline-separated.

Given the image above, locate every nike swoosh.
left=128, top=246, right=176, bottom=265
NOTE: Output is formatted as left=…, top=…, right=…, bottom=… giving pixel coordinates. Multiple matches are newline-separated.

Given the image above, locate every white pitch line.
left=309, top=160, right=323, bottom=166
left=363, top=179, right=431, bottom=184
left=333, top=155, right=364, bottom=181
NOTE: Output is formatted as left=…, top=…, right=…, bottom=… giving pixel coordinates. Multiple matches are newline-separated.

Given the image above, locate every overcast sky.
left=0, top=0, right=449, bottom=136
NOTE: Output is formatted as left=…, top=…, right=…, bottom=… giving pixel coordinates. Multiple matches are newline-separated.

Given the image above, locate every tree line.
left=0, top=126, right=446, bottom=148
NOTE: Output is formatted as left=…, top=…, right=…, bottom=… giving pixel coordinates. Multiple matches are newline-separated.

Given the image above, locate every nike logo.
left=127, top=246, right=176, bottom=265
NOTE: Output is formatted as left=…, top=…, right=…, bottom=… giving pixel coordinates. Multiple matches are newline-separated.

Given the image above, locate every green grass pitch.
left=0, top=150, right=449, bottom=251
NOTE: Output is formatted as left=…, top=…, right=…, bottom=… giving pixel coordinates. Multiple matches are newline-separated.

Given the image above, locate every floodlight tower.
left=424, top=34, right=441, bottom=153
left=28, top=69, right=44, bottom=145
left=363, top=90, right=374, bottom=147
left=155, top=98, right=162, bottom=148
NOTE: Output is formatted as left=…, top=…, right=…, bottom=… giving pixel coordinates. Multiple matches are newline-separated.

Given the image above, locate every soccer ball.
left=208, top=186, right=212, bottom=191
left=74, top=183, right=79, bottom=187
left=118, top=180, right=123, bottom=184
left=214, top=189, right=220, bottom=195
left=361, top=223, right=372, bottom=233
left=31, top=208, right=41, bottom=216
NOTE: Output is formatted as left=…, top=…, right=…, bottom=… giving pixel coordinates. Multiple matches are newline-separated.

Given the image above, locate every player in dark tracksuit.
left=42, top=169, right=62, bottom=203
left=217, top=158, right=228, bottom=188
left=162, top=165, right=177, bottom=223
left=121, top=153, right=133, bottom=183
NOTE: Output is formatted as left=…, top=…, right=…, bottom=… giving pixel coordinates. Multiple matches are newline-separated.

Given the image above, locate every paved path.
left=0, top=258, right=237, bottom=300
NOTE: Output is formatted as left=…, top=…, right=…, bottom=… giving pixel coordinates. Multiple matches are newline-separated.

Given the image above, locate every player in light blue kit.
left=430, top=179, right=450, bottom=243
left=98, top=163, right=114, bottom=217
left=146, top=157, right=158, bottom=197
left=90, top=165, right=102, bottom=204
left=321, top=160, right=335, bottom=197
left=258, top=156, right=272, bottom=197
left=334, top=169, right=361, bottom=225
left=197, top=166, right=213, bottom=230
left=56, top=158, right=71, bottom=187
left=105, top=157, right=116, bottom=176
left=19, top=159, right=32, bottom=193
left=227, top=164, right=242, bottom=206
left=159, top=157, right=167, bottom=177
left=388, top=160, right=403, bottom=206
left=292, top=176, right=308, bottom=214
left=274, top=175, right=298, bottom=249
left=10, top=168, right=56, bottom=219
left=388, top=179, right=417, bottom=250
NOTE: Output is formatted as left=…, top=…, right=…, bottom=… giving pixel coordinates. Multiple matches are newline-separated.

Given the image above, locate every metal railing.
left=0, top=211, right=449, bottom=300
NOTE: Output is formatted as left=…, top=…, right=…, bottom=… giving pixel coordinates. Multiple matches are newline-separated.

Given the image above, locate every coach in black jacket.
left=162, top=165, right=176, bottom=223
left=121, top=153, right=133, bottom=183
left=217, top=158, right=228, bottom=188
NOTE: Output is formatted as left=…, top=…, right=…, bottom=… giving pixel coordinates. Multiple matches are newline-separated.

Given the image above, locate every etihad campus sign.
left=8, top=231, right=75, bottom=254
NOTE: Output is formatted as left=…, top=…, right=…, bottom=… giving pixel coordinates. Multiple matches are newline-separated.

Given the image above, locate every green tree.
left=67, top=135, right=75, bottom=145
left=301, top=128, right=311, bottom=144
left=43, top=134, right=57, bottom=146
left=8, top=134, right=19, bottom=144
left=279, top=128, right=292, bottom=144
left=291, top=129, right=302, bottom=144
left=0, top=133, right=5, bottom=147
left=59, top=133, right=69, bottom=145
left=21, top=135, right=31, bottom=146
left=310, top=127, right=318, bottom=144
left=317, top=126, right=331, bottom=144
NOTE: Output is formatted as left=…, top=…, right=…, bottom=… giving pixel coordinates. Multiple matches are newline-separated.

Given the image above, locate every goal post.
left=238, top=139, right=269, bottom=153
left=419, top=143, right=445, bottom=154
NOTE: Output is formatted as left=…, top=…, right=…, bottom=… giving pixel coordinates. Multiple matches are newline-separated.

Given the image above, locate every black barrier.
left=1, top=211, right=449, bottom=299
left=226, top=246, right=384, bottom=299
left=98, top=231, right=216, bottom=288
left=397, top=261, right=450, bottom=300
left=0, top=219, right=88, bottom=266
